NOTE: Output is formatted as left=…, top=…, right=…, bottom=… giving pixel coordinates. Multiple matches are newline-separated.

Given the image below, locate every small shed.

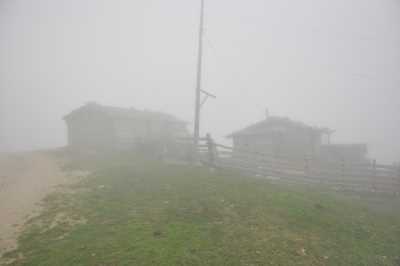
left=64, top=102, right=188, bottom=151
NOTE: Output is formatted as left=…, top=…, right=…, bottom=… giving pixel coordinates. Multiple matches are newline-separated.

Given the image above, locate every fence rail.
left=184, top=135, right=400, bottom=195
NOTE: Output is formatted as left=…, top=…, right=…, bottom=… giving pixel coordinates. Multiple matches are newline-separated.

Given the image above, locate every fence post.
left=341, top=158, right=345, bottom=190
left=188, top=138, right=197, bottom=164
left=397, top=165, right=400, bottom=196
left=372, top=159, right=377, bottom=192
left=206, top=133, right=215, bottom=168
left=304, top=156, right=309, bottom=179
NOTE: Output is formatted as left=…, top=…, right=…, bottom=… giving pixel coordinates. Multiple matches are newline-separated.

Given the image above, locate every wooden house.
left=64, top=102, right=188, bottom=151
left=227, top=114, right=368, bottom=162
left=227, top=116, right=331, bottom=159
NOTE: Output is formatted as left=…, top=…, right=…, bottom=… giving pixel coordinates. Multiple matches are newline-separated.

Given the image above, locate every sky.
left=0, top=0, right=399, bottom=163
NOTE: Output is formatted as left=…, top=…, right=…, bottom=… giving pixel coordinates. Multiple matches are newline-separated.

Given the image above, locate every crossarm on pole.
left=200, top=89, right=216, bottom=99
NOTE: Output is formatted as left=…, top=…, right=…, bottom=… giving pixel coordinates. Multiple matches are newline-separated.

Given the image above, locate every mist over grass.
left=6, top=152, right=400, bottom=266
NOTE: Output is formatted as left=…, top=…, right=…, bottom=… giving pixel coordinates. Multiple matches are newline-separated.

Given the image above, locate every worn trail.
left=0, top=152, right=76, bottom=262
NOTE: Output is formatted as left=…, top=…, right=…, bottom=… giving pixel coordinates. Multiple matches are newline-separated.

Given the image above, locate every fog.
left=1, top=0, right=399, bottom=163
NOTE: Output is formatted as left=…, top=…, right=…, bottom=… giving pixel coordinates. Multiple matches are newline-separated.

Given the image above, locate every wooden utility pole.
left=194, top=0, right=205, bottom=146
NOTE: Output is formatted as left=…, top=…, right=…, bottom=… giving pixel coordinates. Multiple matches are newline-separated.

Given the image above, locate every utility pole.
left=194, top=0, right=205, bottom=146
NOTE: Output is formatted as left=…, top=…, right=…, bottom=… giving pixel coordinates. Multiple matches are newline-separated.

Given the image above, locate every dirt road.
left=0, top=152, right=80, bottom=260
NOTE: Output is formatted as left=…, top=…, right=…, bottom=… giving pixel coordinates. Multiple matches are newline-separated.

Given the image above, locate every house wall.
left=113, top=118, right=143, bottom=149
left=233, top=128, right=321, bottom=159
left=319, top=144, right=368, bottom=163
left=113, top=118, right=188, bottom=150
left=65, top=105, right=189, bottom=152
left=66, top=113, right=115, bottom=150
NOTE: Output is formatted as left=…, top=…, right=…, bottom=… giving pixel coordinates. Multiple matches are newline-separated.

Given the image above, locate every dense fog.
left=1, top=0, right=399, bottom=163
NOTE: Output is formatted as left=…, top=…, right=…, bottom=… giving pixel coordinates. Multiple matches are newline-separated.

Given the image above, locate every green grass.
left=5, top=152, right=400, bottom=266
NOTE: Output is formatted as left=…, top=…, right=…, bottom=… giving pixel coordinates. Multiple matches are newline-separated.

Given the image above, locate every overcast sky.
left=1, top=0, right=399, bottom=162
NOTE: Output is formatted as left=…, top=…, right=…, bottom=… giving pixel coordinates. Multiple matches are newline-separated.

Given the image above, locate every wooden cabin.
left=64, top=102, right=188, bottom=151
left=227, top=116, right=331, bottom=159
left=227, top=114, right=368, bottom=162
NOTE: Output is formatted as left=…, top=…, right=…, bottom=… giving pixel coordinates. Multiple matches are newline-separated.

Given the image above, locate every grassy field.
left=4, top=152, right=400, bottom=266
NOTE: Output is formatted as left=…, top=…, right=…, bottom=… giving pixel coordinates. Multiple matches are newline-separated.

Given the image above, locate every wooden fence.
left=190, top=135, right=400, bottom=194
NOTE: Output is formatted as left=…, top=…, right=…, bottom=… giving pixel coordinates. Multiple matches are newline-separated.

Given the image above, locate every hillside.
left=4, top=152, right=400, bottom=266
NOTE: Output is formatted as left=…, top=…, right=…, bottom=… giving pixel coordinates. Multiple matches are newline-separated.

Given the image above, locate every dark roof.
left=227, top=116, right=332, bottom=138
left=64, top=102, right=186, bottom=124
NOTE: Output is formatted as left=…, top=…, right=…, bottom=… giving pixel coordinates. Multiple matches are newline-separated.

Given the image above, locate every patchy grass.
left=5, top=153, right=400, bottom=266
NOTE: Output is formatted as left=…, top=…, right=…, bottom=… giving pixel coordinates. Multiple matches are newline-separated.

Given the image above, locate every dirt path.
left=0, top=152, right=82, bottom=261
